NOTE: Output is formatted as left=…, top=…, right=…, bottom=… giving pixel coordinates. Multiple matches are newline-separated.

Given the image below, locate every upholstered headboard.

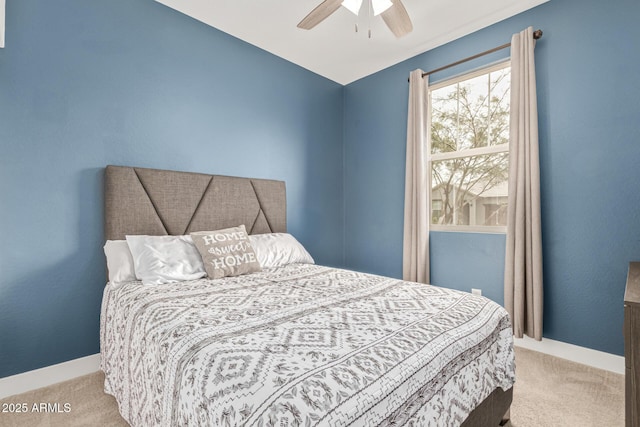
left=104, top=165, right=286, bottom=240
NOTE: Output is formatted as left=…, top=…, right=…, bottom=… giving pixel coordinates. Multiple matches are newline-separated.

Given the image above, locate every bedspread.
left=100, top=264, right=515, bottom=426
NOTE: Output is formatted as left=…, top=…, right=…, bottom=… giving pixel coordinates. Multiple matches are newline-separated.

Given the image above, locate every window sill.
left=430, top=225, right=506, bottom=234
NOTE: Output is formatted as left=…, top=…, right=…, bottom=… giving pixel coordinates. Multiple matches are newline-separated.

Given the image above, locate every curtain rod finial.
left=533, top=29, right=543, bottom=39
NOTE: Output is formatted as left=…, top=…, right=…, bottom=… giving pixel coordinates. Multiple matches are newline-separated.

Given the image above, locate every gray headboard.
left=104, top=165, right=286, bottom=240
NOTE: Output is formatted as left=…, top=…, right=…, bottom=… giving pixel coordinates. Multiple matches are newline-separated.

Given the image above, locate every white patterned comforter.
left=100, top=264, right=515, bottom=427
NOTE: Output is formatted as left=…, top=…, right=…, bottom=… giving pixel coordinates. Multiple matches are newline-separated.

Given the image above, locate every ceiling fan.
left=297, top=0, right=413, bottom=38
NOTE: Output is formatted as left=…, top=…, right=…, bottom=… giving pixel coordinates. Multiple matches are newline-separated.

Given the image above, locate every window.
left=428, top=62, right=510, bottom=232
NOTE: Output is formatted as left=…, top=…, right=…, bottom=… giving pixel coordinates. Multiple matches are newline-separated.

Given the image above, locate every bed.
left=100, top=165, right=514, bottom=426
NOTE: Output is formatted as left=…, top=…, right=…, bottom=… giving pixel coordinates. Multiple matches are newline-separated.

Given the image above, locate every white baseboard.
left=514, top=336, right=625, bottom=375
left=0, top=354, right=101, bottom=400
left=0, top=337, right=625, bottom=399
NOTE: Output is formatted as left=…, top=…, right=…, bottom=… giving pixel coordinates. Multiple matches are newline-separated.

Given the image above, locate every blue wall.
left=344, top=0, right=640, bottom=356
left=0, top=0, right=344, bottom=377
left=2, top=0, right=638, bottom=379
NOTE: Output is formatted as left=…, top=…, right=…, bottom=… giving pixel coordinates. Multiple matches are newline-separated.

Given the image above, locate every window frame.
left=427, top=60, right=511, bottom=234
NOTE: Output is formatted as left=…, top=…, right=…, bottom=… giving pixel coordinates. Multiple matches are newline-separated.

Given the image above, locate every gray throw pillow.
left=190, top=225, right=261, bottom=279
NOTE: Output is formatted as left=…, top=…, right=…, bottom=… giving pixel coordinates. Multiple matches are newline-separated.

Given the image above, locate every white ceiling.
left=155, top=0, right=549, bottom=85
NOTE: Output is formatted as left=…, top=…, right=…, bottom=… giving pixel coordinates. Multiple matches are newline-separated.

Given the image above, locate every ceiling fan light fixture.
left=298, top=0, right=412, bottom=38
left=342, top=0, right=363, bottom=15
left=372, top=0, right=393, bottom=16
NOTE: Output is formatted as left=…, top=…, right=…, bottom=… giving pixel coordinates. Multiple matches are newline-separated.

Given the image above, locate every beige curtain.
left=403, top=69, right=430, bottom=283
left=504, top=27, right=543, bottom=340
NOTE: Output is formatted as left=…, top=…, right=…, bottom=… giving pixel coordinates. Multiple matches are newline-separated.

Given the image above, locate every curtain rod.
left=408, top=29, right=543, bottom=82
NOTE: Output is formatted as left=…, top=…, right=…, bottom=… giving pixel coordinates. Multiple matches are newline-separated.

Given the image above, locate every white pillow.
left=104, top=240, right=137, bottom=284
left=125, top=235, right=207, bottom=285
left=249, top=233, right=314, bottom=268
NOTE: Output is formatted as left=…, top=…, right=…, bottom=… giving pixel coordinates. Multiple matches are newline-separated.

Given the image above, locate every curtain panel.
left=504, top=26, right=544, bottom=340
left=403, top=69, right=430, bottom=284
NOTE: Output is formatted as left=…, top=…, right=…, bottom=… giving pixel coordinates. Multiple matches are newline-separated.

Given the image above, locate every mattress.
left=100, top=263, right=515, bottom=426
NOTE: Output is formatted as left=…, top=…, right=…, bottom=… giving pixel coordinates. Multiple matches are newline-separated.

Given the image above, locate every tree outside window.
left=429, top=62, right=510, bottom=231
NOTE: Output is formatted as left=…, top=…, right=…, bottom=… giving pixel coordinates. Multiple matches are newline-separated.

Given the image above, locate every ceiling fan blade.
left=297, top=0, right=343, bottom=30
left=381, top=0, right=413, bottom=38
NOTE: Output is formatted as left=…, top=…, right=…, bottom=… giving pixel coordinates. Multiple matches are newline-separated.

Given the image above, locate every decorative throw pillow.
left=191, top=225, right=261, bottom=279
left=249, top=233, right=315, bottom=268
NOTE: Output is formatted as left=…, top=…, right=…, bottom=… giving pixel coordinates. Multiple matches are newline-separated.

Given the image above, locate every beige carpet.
left=0, top=347, right=624, bottom=426
left=507, top=348, right=624, bottom=427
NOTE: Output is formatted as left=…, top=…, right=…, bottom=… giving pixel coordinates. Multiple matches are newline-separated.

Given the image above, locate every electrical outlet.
left=471, top=288, right=482, bottom=296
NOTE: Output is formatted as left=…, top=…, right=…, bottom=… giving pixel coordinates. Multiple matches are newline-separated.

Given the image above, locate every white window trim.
left=0, top=0, right=5, bottom=48
left=429, top=61, right=511, bottom=91
left=427, top=60, right=511, bottom=234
